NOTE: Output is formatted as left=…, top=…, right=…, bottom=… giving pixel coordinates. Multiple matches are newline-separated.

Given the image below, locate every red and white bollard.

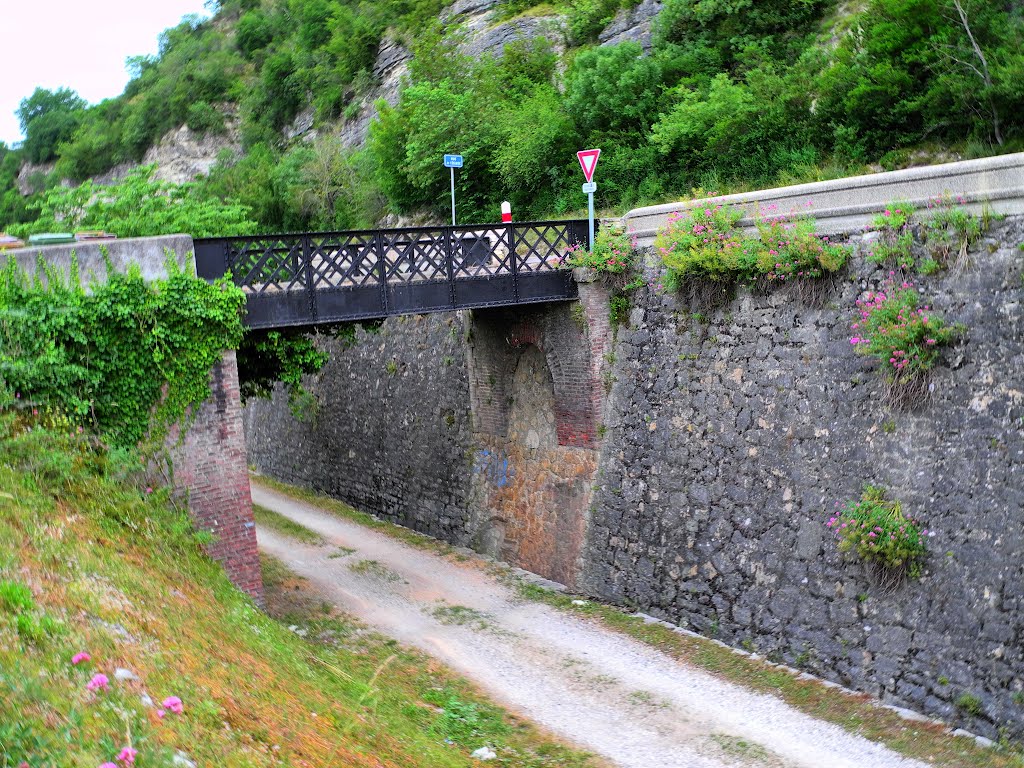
left=501, top=201, right=512, bottom=223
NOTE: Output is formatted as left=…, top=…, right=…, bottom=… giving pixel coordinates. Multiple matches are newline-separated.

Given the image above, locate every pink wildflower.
left=162, top=695, right=184, bottom=714
left=100, top=764, right=118, bottom=768
left=87, top=673, right=110, bottom=692
left=117, top=747, right=138, bottom=765
left=71, top=652, right=91, bottom=665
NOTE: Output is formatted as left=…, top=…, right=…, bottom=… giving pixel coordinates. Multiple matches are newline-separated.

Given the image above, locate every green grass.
left=0, top=417, right=600, bottom=768
left=349, top=559, right=404, bottom=582
left=710, top=733, right=773, bottom=762
left=431, top=604, right=491, bottom=630
left=252, top=503, right=325, bottom=545
left=248, top=474, right=1024, bottom=768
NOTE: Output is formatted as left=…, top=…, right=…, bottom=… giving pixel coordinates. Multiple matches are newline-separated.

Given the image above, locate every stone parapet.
left=624, top=152, right=1024, bottom=243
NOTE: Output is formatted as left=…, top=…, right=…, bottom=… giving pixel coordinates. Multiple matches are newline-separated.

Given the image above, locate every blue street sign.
left=582, top=182, right=597, bottom=194
left=443, top=154, right=464, bottom=168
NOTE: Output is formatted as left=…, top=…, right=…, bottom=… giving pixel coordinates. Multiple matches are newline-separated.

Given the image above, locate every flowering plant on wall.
left=562, top=224, right=636, bottom=274
left=849, top=279, right=961, bottom=405
left=653, top=202, right=850, bottom=292
left=828, top=486, right=927, bottom=581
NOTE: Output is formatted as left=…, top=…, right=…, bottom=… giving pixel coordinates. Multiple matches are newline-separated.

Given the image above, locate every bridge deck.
left=195, top=220, right=590, bottom=329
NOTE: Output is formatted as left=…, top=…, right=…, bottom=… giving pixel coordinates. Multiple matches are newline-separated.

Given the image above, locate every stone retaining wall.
left=242, top=159, right=1024, bottom=738
left=243, top=313, right=479, bottom=543
left=580, top=217, right=1024, bottom=739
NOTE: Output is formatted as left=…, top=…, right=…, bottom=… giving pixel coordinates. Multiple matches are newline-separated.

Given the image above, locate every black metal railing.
left=195, top=220, right=590, bottom=329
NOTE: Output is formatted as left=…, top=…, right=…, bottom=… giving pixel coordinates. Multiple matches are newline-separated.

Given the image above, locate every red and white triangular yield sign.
left=577, top=149, right=601, bottom=183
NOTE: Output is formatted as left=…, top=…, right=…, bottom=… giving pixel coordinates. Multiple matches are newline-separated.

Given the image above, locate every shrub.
left=654, top=202, right=749, bottom=288
left=186, top=101, right=226, bottom=135
left=867, top=202, right=916, bottom=269
left=849, top=280, right=960, bottom=384
left=922, top=195, right=988, bottom=271
left=654, top=202, right=849, bottom=290
left=753, top=209, right=850, bottom=283
left=10, top=165, right=257, bottom=240
left=827, top=485, right=927, bottom=578
left=0, top=256, right=245, bottom=448
left=561, top=224, right=636, bottom=274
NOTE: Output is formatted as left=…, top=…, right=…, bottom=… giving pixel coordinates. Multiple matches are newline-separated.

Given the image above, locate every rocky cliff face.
left=599, top=0, right=663, bottom=51
left=445, top=0, right=566, bottom=60
left=338, top=36, right=413, bottom=149
left=141, top=109, right=242, bottom=185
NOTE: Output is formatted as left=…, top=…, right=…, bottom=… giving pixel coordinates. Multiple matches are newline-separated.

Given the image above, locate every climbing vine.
left=0, top=254, right=245, bottom=448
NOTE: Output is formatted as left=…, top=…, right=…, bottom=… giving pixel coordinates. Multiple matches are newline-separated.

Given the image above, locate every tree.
left=934, top=0, right=1011, bottom=145
left=17, top=88, right=87, bottom=164
left=564, top=43, right=663, bottom=137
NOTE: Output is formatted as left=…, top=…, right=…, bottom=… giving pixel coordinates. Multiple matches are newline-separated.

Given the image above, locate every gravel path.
left=252, top=481, right=927, bottom=768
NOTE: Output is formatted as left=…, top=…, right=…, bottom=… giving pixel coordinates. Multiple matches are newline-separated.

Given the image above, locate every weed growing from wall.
left=866, top=202, right=916, bottom=269
left=922, top=195, right=991, bottom=274
left=849, top=279, right=961, bottom=407
left=653, top=202, right=850, bottom=298
left=561, top=223, right=637, bottom=274
left=827, top=485, right=927, bottom=583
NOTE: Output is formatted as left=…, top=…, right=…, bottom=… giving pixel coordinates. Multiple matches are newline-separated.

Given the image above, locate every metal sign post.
left=582, top=181, right=597, bottom=251
left=443, top=154, right=463, bottom=225
left=577, top=149, right=601, bottom=252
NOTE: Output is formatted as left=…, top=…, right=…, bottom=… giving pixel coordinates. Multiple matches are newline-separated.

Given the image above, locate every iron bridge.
left=194, top=220, right=591, bottom=329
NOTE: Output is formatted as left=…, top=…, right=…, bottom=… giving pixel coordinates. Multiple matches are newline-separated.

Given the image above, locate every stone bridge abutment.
left=465, top=275, right=613, bottom=586
left=7, top=237, right=263, bottom=605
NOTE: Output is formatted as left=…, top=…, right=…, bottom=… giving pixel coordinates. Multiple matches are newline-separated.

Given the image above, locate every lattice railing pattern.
left=195, top=220, right=589, bottom=327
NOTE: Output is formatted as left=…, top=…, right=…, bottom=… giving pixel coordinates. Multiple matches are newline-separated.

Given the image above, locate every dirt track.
left=252, top=480, right=926, bottom=768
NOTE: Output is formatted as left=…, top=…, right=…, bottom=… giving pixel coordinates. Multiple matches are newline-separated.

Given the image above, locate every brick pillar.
left=171, top=350, right=264, bottom=605
left=574, top=268, right=615, bottom=443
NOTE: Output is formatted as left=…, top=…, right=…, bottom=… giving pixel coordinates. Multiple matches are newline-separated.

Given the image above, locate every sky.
left=0, top=0, right=212, bottom=146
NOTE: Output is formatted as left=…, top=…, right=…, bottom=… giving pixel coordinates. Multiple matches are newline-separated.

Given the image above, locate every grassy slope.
left=0, top=421, right=598, bottom=768
left=253, top=475, right=1024, bottom=768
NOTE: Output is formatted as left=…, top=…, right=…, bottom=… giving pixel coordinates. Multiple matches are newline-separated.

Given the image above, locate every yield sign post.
left=577, top=149, right=601, bottom=252
left=443, top=154, right=463, bottom=225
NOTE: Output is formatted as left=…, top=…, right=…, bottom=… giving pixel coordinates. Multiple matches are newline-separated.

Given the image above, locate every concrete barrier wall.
left=4, top=235, right=195, bottom=283
left=624, top=152, right=1024, bottom=243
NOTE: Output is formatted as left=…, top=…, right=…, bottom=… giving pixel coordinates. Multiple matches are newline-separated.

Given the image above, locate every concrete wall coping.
left=3, top=234, right=196, bottom=285
left=623, top=152, right=1024, bottom=244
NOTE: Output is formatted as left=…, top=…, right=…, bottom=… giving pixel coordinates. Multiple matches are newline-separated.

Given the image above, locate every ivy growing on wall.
left=0, top=254, right=245, bottom=448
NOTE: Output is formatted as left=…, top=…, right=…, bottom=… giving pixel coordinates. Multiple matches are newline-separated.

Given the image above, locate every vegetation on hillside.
left=0, top=413, right=598, bottom=767
left=1, top=0, right=1023, bottom=234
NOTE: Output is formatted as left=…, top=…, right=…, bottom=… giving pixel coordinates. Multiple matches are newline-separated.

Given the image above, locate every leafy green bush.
left=752, top=210, right=849, bottom=283
left=17, top=87, right=87, bottom=164
left=235, top=9, right=274, bottom=58
left=654, top=202, right=848, bottom=290
left=828, top=486, right=927, bottom=577
left=565, top=43, right=662, bottom=135
left=10, top=166, right=257, bottom=239
left=186, top=101, right=227, bottom=135
left=654, top=203, right=748, bottom=288
left=0, top=256, right=245, bottom=447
